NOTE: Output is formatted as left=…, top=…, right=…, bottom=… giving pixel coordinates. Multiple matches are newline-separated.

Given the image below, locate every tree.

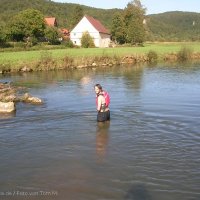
left=111, top=12, right=126, bottom=44
left=111, top=0, right=146, bottom=45
left=124, top=0, right=146, bottom=45
left=9, top=9, right=45, bottom=42
left=44, top=26, right=60, bottom=45
left=81, top=31, right=95, bottom=48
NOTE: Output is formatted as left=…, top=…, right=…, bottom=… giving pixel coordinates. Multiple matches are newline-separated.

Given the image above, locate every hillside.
left=0, top=0, right=200, bottom=41
left=0, top=0, right=120, bottom=29
left=147, top=11, right=200, bottom=41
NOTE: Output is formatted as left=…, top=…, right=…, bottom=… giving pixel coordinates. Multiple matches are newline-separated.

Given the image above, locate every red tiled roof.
left=60, top=28, right=70, bottom=34
left=45, top=17, right=57, bottom=26
left=59, top=28, right=70, bottom=37
left=85, top=15, right=110, bottom=34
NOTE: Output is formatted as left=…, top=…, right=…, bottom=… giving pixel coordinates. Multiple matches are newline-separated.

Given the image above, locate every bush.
left=81, top=31, right=95, bottom=48
left=0, top=41, right=12, bottom=48
left=0, top=63, right=11, bottom=74
left=44, top=26, right=60, bottom=45
left=177, top=47, right=192, bottom=62
left=147, top=50, right=158, bottom=63
left=25, top=36, right=38, bottom=47
left=62, top=38, right=74, bottom=48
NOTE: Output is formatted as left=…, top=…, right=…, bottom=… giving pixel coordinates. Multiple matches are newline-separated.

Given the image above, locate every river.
left=0, top=63, right=200, bottom=200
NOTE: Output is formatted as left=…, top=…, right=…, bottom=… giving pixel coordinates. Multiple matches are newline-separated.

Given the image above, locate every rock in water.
left=0, top=102, right=16, bottom=113
left=22, top=93, right=43, bottom=104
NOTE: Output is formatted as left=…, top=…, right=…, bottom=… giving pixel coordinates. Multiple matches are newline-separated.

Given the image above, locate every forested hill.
left=0, top=0, right=121, bottom=29
left=0, top=0, right=200, bottom=41
left=147, top=11, right=200, bottom=41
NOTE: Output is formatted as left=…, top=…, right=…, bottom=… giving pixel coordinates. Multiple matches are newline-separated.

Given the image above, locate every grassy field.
left=0, top=42, right=200, bottom=70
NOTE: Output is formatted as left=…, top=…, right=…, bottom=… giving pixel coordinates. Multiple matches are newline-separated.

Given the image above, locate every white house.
left=70, top=15, right=111, bottom=48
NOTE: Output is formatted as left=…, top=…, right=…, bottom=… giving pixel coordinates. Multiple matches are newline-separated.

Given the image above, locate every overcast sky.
left=52, top=0, right=200, bottom=14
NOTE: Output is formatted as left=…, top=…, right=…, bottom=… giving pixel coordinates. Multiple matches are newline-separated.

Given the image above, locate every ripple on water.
left=1, top=64, right=200, bottom=200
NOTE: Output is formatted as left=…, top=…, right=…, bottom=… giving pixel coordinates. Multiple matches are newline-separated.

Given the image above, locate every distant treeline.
left=0, top=0, right=200, bottom=42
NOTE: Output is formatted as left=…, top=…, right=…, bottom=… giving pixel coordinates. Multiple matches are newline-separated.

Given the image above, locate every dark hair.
left=94, top=84, right=102, bottom=90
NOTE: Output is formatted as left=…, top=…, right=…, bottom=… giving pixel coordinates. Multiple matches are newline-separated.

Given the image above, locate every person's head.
left=94, top=84, right=103, bottom=95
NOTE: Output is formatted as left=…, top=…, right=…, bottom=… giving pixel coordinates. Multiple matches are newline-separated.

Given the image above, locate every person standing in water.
left=94, top=84, right=110, bottom=122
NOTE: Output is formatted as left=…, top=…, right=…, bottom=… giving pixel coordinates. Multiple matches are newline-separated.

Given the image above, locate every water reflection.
left=125, top=184, right=152, bottom=200
left=123, top=65, right=145, bottom=91
left=0, top=111, right=16, bottom=119
left=96, top=121, right=110, bottom=162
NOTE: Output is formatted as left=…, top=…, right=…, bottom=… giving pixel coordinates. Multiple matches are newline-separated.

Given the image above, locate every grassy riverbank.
left=0, top=42, right=200, bottom=73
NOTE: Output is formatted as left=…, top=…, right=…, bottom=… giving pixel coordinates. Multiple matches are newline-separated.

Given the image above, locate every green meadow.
left=0, top=42, right=200, bottom=71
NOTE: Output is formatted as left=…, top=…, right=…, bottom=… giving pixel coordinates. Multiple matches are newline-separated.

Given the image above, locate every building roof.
left=85, top=15, right=110, bottom=34
left=59, top=28, right=70, bottom=37
left=60, top=28, right=70, bottom=34
left=45, top=17, right=57, bottom=26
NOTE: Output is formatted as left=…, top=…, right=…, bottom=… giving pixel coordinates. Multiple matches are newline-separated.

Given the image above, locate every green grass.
left=0, top=42, right=200, bottom=66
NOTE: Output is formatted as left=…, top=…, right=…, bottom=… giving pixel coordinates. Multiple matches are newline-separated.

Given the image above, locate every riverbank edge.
left=1, top=51, right=200, bottom=74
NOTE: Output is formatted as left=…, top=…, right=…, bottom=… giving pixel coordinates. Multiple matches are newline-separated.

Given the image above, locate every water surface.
left=0, top=63, right=200, bottom=200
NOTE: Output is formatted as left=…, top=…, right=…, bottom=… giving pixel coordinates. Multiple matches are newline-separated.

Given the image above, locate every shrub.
left=44, top=26, right=60, bottom=45
left=0, top=63, right=11, bottom=74
left=62, top=38, right=74, bottom=48
left=25, top=36, right=38, bottom=47
left=147, top=50, right=158, bottom=63
left=177, top=47, right=192, bottom=62
left=81, top=31, right=95, bottom=48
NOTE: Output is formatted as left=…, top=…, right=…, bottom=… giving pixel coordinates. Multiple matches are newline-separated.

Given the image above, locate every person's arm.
left=97, top=95, right=103, bottom=111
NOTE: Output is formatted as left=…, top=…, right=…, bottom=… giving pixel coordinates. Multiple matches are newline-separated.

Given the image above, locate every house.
left=44, top=17, right=58, bottom=27
left=70, top=15, right=111, bottom=48
left=45, top=17, right=70, bottom=41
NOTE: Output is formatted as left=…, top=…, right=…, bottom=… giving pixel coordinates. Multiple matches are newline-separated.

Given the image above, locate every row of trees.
left=0, top=8, right=62, bottom=47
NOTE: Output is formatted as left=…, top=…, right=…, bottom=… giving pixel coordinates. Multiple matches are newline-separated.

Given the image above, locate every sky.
left=52, top=0, right=200, bottom=14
